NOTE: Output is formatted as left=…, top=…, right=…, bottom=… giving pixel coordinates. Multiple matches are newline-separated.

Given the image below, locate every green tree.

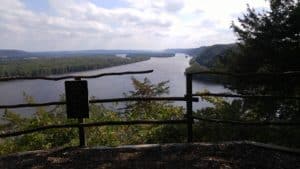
left=194, top=92, right=300, bottom=148
left=193, top=0, right=300, bottom=147
left=122, top=77, right=185, bottom=143
left=217, top=0, right=300, bottom=121
left=231, top=0, right=300, bottom=73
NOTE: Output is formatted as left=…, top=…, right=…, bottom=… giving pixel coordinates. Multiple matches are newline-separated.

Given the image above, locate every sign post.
left=186, top=74, right=193, bottom=142
left=65, top=77, right=89, bottom=147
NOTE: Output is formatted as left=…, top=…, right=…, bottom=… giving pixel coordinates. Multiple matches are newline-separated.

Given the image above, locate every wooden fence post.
left=78, top=118, right=86, bottom=147
left=74, top=77, right=86, bottom=147
left=186, top=73, right=193, bottom=142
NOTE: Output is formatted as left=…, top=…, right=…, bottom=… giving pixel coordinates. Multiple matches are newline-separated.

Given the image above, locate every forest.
left=0, top=55, right=150, bottom=77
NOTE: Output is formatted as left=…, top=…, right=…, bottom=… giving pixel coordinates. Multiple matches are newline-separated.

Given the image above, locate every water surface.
left=0, top=53, right=230, bottom=116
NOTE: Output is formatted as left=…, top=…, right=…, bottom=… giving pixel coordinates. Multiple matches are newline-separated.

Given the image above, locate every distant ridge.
left=1, top=44, right=235, bottom=61
left=164, top=47, right=207, bottom=57
left=167, top=43, right=237, bottom=68
left=0, top=49, right=174, bottom=58
left=193, top=43, right=237, bottom=67
left=0, top=50, right=32, bottom=58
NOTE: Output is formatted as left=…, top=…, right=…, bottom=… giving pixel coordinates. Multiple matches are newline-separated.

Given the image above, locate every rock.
left=0, top=141, right=299, bottom=169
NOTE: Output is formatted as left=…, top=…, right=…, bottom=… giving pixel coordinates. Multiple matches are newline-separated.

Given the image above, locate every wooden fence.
left=0, top=70, right=299, bottom=147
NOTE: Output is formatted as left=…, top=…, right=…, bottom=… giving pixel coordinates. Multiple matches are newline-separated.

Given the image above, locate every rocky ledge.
left=0, top=141, right=299, bottom=169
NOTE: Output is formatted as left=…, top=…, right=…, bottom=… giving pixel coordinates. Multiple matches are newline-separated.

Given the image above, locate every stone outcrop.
left=0, top=141, right=299, bottom=169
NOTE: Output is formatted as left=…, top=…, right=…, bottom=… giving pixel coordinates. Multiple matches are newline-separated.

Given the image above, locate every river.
left=0, top=53, right=230, bottom=116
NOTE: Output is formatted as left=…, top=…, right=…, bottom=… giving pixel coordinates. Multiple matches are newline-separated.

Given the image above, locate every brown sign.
left=65, top=80, right=89, bottom=119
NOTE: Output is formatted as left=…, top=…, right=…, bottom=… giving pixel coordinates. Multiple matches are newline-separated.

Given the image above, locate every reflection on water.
left=0, top=53, right=230, bottom=117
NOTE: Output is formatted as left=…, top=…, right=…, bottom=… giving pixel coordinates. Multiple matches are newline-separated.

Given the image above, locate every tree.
left=217, top=0, right=300, bottom=121
left=194, top=91, right=300, bottom=148
left=123, top=77, right=185, bottom=143
left=231, top=0, right=300, bottom=73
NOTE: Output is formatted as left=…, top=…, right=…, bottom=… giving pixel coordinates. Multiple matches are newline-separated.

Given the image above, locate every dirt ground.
left=0, top=141, right=299, bottom=169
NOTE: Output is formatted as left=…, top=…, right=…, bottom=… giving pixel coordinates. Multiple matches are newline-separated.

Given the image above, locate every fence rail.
left=192, top=116, right=300, bottom=126
left=1, top=93, right=299, bottom=109
left=0, top=70, right=153, bottom=82
left=0, top=70, right=299, bottom=149
left=0, top=97, right=199, bottom=109
left=0, top=120, right=186, bottom=138
left=188, top=70, right=300, bottom=77
left=193, top=93, right=300, bottom=100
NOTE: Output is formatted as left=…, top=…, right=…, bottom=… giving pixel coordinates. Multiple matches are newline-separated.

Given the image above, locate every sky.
left=0, top=0, right=269, bottom=51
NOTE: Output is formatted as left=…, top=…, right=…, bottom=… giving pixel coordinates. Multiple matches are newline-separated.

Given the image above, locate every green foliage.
left=191, top=1, right=300, bottom=147
left=0, top=78, right=184, bottom=155
left=231, top=0, right=300, bottom=73
left=193, top=92, right=300, bottom=148
left=0, top=95, right=79, bottom=154
left=124, top=77, right=171, bottom=119
left=210, top=0, right=300, bottom=75
left=194, top=44, right=237, bottom=68
left=122, top=77, right=185, bottom=144
left=196, top=91, right=245, bottom=120
left=0, top=77, right=299, bottom=155
left=206, top=0, right=300, bottom=121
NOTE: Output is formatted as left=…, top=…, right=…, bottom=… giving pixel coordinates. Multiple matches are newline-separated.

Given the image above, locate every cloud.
left=0, top=0, right=269, bottom=51
left=124, top=0, right=184, bottom=13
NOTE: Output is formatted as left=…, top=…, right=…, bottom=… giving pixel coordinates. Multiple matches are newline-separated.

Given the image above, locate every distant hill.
left=0, top=49, right=174, bottom=59
left=164, top=47, right=206, bottom=57
left=167, top=43, right=237, bottom=68
left=0, top=50, right=32, bottom=58
left=32, top=50, right=174, bottom=57
left=184, top=43, right=237, bottom=83
left=193, top=43, right=237, bottom=67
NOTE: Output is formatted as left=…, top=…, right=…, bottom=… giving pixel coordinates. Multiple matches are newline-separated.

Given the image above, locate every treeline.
left=0, top=56, right=150, bottom=77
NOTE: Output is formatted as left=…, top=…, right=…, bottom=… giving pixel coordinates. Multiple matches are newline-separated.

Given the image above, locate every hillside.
left=167, top=43, right=236, bottom=69
left=191, top=44, right=236, bottom=67
left=183, top=43, right=237, bottom=76
left=164, top=46, right=207, bottom=57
